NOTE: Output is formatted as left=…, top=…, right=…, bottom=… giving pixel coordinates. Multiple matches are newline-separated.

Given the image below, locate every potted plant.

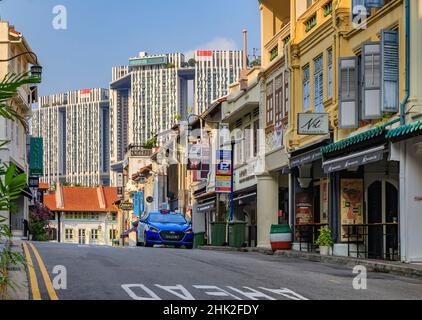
left=315, top=226, right=333, bottom=256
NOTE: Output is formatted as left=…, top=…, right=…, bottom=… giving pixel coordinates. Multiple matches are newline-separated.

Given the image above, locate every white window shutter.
left=339, top=57, right=359, bottom=128
left=381, top=29, right=399, bottom=113
left=361, top=42, right=382, bottom=119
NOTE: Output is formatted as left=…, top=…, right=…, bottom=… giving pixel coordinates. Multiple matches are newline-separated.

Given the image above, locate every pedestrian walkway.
left=6, top=238, right=29, bottom=300
left=198, top=246, right=422, bottom=279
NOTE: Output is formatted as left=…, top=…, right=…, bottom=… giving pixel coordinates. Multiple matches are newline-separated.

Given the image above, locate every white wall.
left=399, top=136, right=422, bottom=262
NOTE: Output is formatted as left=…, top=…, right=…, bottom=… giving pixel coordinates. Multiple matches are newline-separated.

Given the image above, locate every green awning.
left=321, top=125, right=387, bottom=155
left=386, top=120, right=422, bottom=140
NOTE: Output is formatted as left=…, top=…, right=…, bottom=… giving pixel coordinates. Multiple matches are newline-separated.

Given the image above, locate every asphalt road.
left=23, top=241, right=422, bottom=300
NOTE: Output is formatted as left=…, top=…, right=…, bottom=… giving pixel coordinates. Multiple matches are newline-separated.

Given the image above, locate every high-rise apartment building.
left=32, top=88, right=110, bottom=187
left=109, top=50, right=243, bottom=185
left=194, top=50, right=243, bottom=114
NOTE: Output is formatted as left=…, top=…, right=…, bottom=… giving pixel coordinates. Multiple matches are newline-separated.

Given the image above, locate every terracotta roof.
left=44, top=186, right=119, bottom=212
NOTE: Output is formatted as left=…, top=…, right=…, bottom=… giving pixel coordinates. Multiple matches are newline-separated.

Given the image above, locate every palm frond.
left=0, top=72, right=39, bottom=130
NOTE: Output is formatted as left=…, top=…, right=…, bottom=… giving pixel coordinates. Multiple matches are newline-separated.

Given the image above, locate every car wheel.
left=143, top=233, right=153, bottom=248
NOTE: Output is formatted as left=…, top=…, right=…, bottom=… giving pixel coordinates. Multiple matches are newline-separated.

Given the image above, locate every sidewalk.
left=198, top=246, right=422, bottom=279
left=6, top=238, right=29, bottom=300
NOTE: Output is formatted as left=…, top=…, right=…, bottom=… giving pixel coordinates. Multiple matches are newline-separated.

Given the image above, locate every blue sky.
left=0, top=0, right=261, bottom=96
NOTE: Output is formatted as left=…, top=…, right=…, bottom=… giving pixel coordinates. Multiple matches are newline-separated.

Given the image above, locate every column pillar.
left=256, top=174, right=279, bottom=248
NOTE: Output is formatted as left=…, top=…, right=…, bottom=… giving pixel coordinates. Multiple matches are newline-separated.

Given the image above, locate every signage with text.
left=298, top=113, right=329, bottom=135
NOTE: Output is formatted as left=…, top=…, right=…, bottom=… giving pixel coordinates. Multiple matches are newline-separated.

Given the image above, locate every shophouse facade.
left=286, top=0, right=407, bottom=261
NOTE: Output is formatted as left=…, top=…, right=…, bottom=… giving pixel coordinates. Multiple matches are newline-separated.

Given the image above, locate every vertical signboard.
left=133, top=191, right=145, bottom=218
left=29, top=137, right=43, bottom=176
left=215, top=150, right=232, bottom=193
left=215, top=123, right=232, bottom=194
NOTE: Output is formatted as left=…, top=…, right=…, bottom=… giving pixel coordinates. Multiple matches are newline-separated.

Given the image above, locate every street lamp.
left=0, top=51, right=42, bottom=81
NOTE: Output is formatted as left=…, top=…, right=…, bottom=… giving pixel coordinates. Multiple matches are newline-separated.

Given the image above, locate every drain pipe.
left=400, top=0, right=410, bottom=125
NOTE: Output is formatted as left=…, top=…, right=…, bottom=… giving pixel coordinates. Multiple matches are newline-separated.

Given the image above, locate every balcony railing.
left=263, top=22, right=291, bottom=66
left=297, top=0, right=334, bottom=39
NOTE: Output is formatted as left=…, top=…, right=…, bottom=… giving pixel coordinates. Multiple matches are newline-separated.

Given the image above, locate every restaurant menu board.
left=320, top=179, right=329, bottom=224
left=340, top=179, right=364, bottom=241
left=295, top=192, right=313, bottom=224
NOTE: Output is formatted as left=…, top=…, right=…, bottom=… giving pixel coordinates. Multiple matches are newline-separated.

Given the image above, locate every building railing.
left=295, top=223, right=329, bottom=252
left=343, top=223, right=400, bottom=261
left=263, top=22, right=291, bottom=66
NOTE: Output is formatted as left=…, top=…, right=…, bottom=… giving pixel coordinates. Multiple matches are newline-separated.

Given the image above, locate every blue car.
left=137, top=210, right=194, bottom=249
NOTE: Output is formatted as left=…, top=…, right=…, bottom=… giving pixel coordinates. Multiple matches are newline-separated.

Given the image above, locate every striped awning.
left=321, top=125, right=387, bottom=155
left=386, top=120, right=422, bottom=141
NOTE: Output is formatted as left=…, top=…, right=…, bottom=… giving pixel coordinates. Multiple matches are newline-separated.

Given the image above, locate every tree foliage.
left=0, top=72, right=40, bottom=299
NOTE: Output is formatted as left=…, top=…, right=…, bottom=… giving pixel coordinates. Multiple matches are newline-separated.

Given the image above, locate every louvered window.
left=327, top=49, right=333, bottom=99
left=314, top=56, right=324, bottom=112
left=266, top=81, right=274, bottom=125
left=362, top=42, right=381, bottom=119
left=275, top=74, right=283, bottom=126
left=253, top=119, right=259, bottom=157
left=381, top=29, right=399, bottom=113
left=339, top=57, right=359, bottom=128
left=284, top=70, right=289, bottom=118
left=244, top=125, right=251, bottom=161
left=303, top=66, right=311, bottom=111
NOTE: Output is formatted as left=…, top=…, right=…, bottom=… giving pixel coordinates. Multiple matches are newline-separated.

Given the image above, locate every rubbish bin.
left=229, top=222, right=247, bottom=248
left=193, top=232, right=205, bottom=248
left=211, top=222, right=227, bottom=246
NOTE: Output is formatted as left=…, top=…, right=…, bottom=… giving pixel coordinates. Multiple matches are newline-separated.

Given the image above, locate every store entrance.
left=367, top=180, right=399, bottom=260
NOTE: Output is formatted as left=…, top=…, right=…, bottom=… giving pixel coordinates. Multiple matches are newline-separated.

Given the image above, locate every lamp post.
left=0, top=51, right=43, bottom=80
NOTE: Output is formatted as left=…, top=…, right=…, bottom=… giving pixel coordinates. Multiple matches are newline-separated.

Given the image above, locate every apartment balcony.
left=263, top=22, right=291, bottom=68
left=15, top=83, right=33, bottom=113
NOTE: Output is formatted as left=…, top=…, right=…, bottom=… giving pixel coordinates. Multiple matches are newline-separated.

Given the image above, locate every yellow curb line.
left=22, top=242, right=41, bottom=300
left=28, top=242, right=59, bottom=300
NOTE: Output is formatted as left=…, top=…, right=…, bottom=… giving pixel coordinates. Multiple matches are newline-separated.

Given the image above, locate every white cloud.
left=184, top=37, right=239, bottom=59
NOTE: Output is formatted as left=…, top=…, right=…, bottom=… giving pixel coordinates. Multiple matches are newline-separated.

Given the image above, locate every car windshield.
left=149, top=213, right=187, bottom=224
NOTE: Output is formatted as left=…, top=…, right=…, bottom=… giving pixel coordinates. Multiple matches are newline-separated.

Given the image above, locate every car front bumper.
left=145, top=230, right=194, bottom=246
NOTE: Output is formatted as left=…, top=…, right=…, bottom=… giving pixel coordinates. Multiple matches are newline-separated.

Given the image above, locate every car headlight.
left=185, top=228, right=193, bottom=234
left=149, top=227, right=159, bottom=233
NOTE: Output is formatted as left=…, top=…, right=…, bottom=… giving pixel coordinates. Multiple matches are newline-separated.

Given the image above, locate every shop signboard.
left=234, top=163, right=257, bottom=192
left=297, top=113, right=329, bottom=135
left=340, top=179, right=364, bottom=241
left=29, top=137, right=43, bottom=176
left=119, top=201, right=133, bottom=211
